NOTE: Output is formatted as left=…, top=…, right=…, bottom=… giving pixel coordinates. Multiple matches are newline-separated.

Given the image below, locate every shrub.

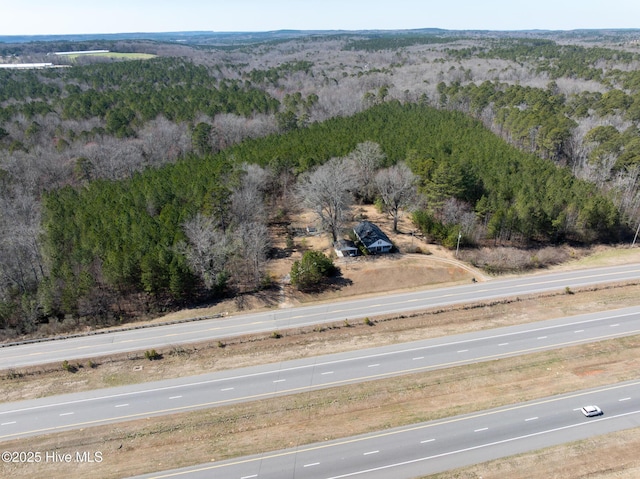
left=412, top=210, right=453, bottom=243
left=290, top=250, right=339, bottom=290
left=5, top=369, right=22, bottom=380
left=459, top=246, right=572, bottom=273
left=286, top=234, right=295, bottom=250
left=62, top=360, right=77, bottom=373
left=144, top=349, right=162, bottom=360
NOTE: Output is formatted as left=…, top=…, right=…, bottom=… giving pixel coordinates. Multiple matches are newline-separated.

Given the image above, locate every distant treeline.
left=448, top=38, right=640, bottom=83
left=345, top=35, right=461, bottom=51
left=0, top=57, right=279, bottom=137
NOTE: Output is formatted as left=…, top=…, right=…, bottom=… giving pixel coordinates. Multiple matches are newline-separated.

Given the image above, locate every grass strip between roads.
left=2, top=336, right=640, bottom=477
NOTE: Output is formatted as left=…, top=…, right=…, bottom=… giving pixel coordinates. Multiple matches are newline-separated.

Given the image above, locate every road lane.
left=1, top=263, right=639, bottom=369
left=1, top=305, right=639, bottom=441
left=127, top=380, right=640, bottom=479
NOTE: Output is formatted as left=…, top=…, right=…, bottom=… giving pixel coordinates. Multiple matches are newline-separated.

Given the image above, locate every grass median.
left=1, top=283, right=640, bottom=478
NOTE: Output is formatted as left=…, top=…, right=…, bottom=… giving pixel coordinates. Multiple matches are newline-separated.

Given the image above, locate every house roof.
left=353, top=221, right=392, bottom=248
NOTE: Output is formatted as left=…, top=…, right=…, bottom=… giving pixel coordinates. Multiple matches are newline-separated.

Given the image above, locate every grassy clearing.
left=67, top=52, right=156, bottom=61
left=560, top=244, right=640, bottom=268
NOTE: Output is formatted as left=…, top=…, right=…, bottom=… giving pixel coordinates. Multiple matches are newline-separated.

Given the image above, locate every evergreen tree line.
left=438, top=80, right=640, bottom=167
left=0, top=57, right=279, bottom=150
left=447, top=38, right=638, bottom=82
left=25, top=102, right=623, bottom=332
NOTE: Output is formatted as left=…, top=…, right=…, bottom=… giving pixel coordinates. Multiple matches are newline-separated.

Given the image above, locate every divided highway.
left=129, top=380, right=640, bottom=479
left=2, top=263, right=640, bottom=369
left=2, top=305, right=639, bottom=441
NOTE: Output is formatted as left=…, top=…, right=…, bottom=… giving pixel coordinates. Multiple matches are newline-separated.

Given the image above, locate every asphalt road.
left=1, top=263, right=640, bottom=369
left=1, top=305, right=639, bottom=441
left=128, top=380, right=640, bottom=479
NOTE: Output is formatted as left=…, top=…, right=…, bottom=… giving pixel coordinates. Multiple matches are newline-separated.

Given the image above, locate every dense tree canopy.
left=39, top=103, right=624, bottom=321
left=1, top=58, right=279, bottom=127
left=2, top=31, right=639, bottom=337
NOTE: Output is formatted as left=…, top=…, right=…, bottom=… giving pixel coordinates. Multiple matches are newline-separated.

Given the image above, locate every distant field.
left=67, top=52, right=156, bottom=60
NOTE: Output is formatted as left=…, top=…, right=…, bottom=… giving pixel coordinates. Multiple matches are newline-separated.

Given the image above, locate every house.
left=334, top=239, right=359, bottom=258
left=353, top=221, right=393, bottom=254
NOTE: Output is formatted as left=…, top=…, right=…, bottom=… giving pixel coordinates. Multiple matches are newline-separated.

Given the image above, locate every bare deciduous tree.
left=82, top=137, right=145, bottom=181
left=230, top=221, right=270, bottom=290
left=346, top=141, right=386, bottom=203
left=297, top=157, right=356, bottom=242
left=374, top=162, right=417, bottom=232
left=213, top=113, right=278, bottom=150
left=0, top=189, right=45, bottom=299
left=231, top=164, right=268, bottom=226
left=180, top=213, right=230, bottom=290
left=139, top=116, right=190, bottom=167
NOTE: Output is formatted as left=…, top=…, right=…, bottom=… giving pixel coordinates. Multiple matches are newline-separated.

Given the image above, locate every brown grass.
left=2, top=334, right=640, bottom=479
left=3, top=282, right=639, bottom=402
left=2, top=283, right=640, bottom=478
left=423, top=431, right=640, bottom=479
left=3, top=232, right=640, bottom=478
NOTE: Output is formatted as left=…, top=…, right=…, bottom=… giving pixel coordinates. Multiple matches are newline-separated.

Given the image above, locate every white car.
left=581, top=405, right=603, bottom=417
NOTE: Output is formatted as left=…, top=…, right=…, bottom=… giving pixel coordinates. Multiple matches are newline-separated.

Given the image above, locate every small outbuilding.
left=334, top=239, right=359, bottom=258
left=353, top=221, right=393, bottom=254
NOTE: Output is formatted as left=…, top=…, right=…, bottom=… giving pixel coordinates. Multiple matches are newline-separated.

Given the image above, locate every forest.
left=1, top=30, right=639, bottom=336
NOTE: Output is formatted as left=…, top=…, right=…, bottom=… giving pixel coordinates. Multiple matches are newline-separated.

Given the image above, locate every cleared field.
left=66, top=52, right=156, bottom=60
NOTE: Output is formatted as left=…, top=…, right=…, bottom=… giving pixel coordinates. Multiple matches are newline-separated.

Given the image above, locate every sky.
left=1, top=0, right=639, bottom=36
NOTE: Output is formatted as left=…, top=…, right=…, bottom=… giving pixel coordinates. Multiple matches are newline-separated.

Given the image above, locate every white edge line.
left=324, top=409, right=640, bottom=479
left=3, top=308, right=637, bottom=416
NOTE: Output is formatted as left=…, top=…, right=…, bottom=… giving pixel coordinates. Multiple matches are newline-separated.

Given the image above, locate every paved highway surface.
left=128, top=380, right=640, bottom=479
left=1, top=264, right=639, bottom=369
left=2, top=305, right=639, bottom=441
